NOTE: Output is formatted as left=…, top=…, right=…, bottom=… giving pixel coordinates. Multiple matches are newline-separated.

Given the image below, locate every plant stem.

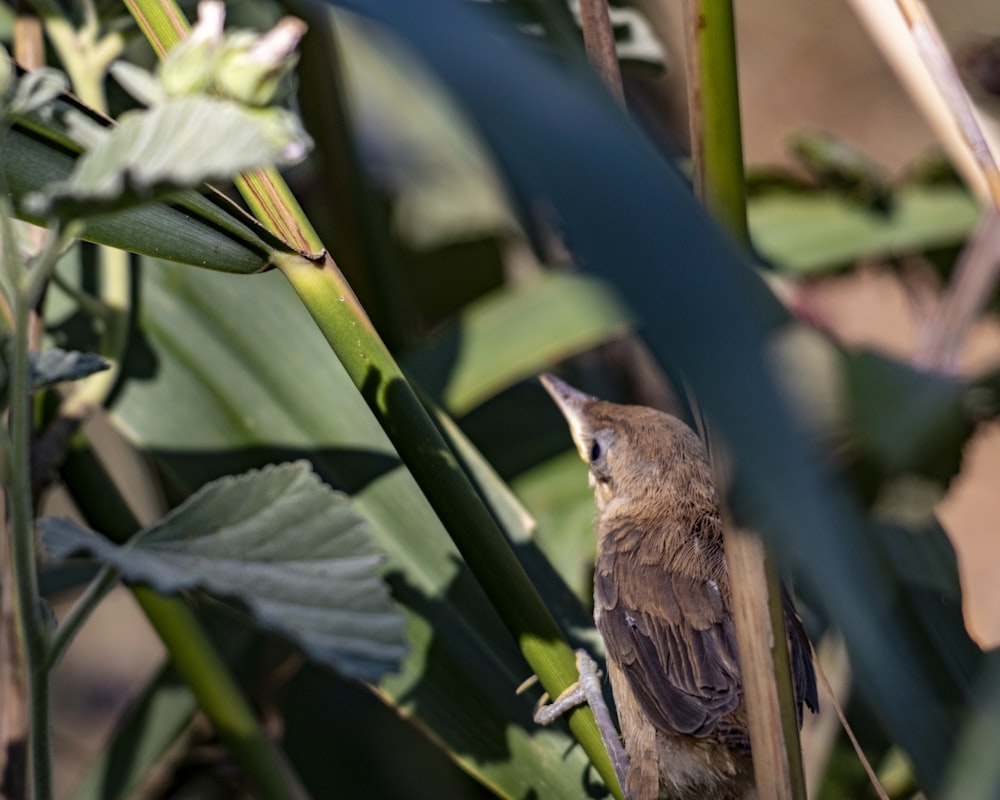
left=682, top=0, right=750, bottom=245
left=578, top=0, right=624, bottom=103
left=275, top=251, right=625, bottom=800
left=45, top=564, right=119, bottom=670
left=122, top=0, right=189, bottom=58
left=8, top=261, right=51, bottom=800
left=133, top=588, right=310, bottom=800
left=681, top=3, right=805, bottom=799
left=31, top=6, right=131, bottom=419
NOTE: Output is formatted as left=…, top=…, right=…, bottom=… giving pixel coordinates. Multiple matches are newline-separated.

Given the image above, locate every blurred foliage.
left=3, top=0, right=1000, bottom=798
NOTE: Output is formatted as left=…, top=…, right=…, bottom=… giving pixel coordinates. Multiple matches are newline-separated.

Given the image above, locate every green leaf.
left=4, top=90, right=289, bottom=273
left=789, top=130, right=893, bottom=211
left=29, top=96, right=311, bottom=220
left=511, top=449, right=596, bottom=601
left=100, top=258, right=598, bottom=797
left=28, top=347, right=109, bottom=388
left=404, top=271, right=632, bottom=415
left=748, top=183, right=979, bottom=275
left=845, top=350, right=971, bottom=482
left=42, top=461, right=407, bottom=683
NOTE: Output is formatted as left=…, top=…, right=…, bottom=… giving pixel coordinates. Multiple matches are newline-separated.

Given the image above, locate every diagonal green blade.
left=100, top=257, right=600, bottom=798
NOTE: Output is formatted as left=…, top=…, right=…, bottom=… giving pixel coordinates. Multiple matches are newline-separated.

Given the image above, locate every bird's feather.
left=595, top=553, right=747, bottom=749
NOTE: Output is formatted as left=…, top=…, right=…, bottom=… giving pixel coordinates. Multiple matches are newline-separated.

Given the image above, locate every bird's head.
left=539, top=373, right=715, bottom=517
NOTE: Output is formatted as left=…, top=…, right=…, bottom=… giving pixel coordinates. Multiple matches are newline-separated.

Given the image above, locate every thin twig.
left=848, top=1, right=1000, bottom=371
left=813, top=642, right=891, bottom=800
left=577, top=0, right=624, bottom=104
left=44, top=565, right=120, bottom=671
left=893, top=0, right=1000, bottom=208
left=845, top=0, right=989, bottom=200
left=914, top=209, right=1000, bottom=370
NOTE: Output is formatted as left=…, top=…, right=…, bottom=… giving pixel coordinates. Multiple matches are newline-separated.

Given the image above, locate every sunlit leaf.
left=404, top=271, right=632, bottom=415
left=4, top=107, right=286, bottom=273
left=42, top=461, right=407, bottom=682
left=749, top=184, right=979, bottom=275
left=29, top=96, right=311, bottom=220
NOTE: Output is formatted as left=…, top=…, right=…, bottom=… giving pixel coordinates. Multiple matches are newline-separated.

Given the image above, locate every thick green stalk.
left=121, top=0, right=323, bottom=254
left=682, top=3, right=805, bottom=799
left=132, top=589, right=308, bottom=800
left=683, top=0, right=750, bottom=245
left=275, top=251, right=624, bottom=799
left=122, top=0, right=625, bottom=792
left=122, top=0, right=188, bottom=57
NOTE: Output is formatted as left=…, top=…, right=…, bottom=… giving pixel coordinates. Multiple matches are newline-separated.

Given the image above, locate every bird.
left=537, top=373, right=817, bottom=800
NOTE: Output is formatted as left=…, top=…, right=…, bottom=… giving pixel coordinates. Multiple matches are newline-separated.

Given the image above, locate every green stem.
left=29, top=0, right=124, bottom=109
left=4, top=219, right=80, bottom=800
left=61, top=244, right=130, bottom=419
left=9, top=258, right=51, bottom=800
left=682, top=4, right=805, bottom=799
left=132, top=588, right=309, bottom=800
left=45, top=564, right=119, bottom=670
left=122, top=0, right=189, bottom=57
left=683, top=0, right=750, bottom=245
left=123, top=1, right=623, bottom=792
left=275, top=252, right=624, bottom=800
left=31, top=5, right=131, bottom=418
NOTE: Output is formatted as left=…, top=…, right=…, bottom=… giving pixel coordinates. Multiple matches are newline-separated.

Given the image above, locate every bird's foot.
left=531, top=650, right=629, bottom=790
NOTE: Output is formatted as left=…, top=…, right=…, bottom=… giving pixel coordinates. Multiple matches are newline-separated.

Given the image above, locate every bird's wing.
left=595, top=555, right=746, bottom=745
left=784, top=592, right=819, bottom=719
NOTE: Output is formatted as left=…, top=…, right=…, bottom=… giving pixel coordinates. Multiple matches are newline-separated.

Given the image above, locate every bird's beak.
left=539, top=373, right=596, bottom=461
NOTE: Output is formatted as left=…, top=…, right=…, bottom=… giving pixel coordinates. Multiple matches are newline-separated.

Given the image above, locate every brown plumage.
left=540, top=374, right=817, bottom=800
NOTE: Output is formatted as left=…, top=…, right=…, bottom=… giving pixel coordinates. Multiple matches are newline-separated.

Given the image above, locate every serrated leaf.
left=5, top=102, right=286, bottom=273
left=41, top=461, right=406, bottom=683
left=30, top=96, right=312, bottom=220
left=29, top=347, right=109, bottom=388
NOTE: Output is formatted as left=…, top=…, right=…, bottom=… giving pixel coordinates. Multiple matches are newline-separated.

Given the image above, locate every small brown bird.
left=538, top=374, right=817, bottom=800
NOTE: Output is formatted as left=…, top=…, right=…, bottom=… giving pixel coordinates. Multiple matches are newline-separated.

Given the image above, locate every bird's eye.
left=590, top=440, right=601, bottom=462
